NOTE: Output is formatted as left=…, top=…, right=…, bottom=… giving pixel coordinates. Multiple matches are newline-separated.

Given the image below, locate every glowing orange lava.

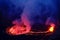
left=6, top=23, right=55, bottom=35
left=6, top=25, right=30, bottom=35
left=48, top=23, right=55, bottom=32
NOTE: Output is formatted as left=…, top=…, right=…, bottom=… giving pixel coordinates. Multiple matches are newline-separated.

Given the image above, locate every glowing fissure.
left=48, top=23, right=55, bottom=32
left=6, top=23, right=55, bottom=35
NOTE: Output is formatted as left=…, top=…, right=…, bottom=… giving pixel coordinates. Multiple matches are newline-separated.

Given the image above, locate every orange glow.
left=26, top=24, right=55, bottom=35
left=6, top=25, right=30, bottom=35
left=48, top=23, right=55, bottom=32
left=6, top=23, right=55, bottom=35
left=9, top=26, right=25, bottom=35
left=49, top=26, right=54, bottom=32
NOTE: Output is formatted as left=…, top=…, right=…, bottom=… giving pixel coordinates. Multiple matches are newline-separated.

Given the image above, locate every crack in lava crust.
left=6, top=23, right=55, bottom=35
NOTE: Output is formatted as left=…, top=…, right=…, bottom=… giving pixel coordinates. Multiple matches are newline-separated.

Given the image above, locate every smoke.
left=0, top=0, right=58, bottom=26
left=21, top=0, right=58, bottom=26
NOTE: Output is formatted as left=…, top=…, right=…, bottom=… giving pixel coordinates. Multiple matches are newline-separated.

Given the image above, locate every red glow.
left=6, top=23, right=55, bottom=35
left=26, top=23, right=55, bottom=35
left=48, top=23, right=55, bottom=32
left=6, top=25, right=30, bottom=35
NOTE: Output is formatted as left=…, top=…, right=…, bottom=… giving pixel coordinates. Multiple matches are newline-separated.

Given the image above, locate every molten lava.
left=48, top=23, right=55, bottom=32
left=6, top=25, right=30, bottom=35
left=6, top=23, right=55, bottom=35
